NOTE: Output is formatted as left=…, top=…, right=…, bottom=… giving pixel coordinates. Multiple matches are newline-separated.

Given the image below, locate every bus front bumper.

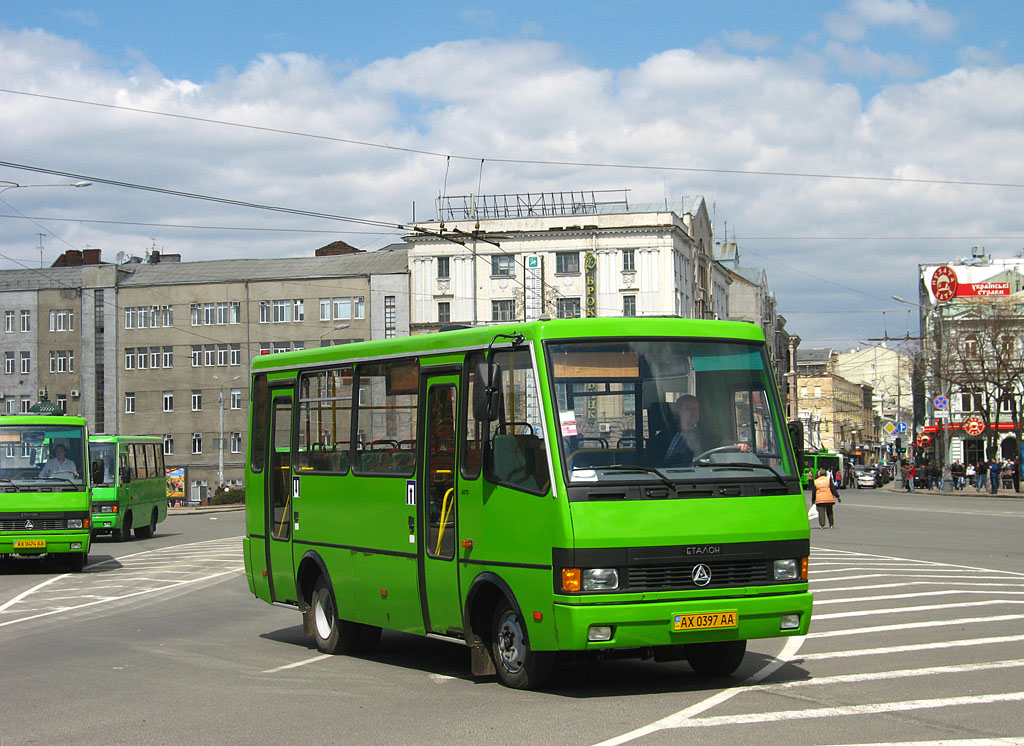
left=0, top=531, right=92, bottom=556
left=551, top=591, right=813, bottom=650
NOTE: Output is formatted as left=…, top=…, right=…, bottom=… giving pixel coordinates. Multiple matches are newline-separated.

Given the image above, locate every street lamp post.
left=212, top=374, right=241, bottom=491
left=319, top=322, right=350, bottom=343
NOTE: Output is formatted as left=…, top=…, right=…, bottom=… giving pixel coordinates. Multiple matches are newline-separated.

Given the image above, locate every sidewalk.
left=167, top=503, right=244, bottom=515
left=870, top=483, right=1023, bottom=499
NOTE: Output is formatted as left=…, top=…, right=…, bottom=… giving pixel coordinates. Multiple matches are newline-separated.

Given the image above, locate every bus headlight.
left=582, top=568, right=619, bottom=591
left=774, top=559, right=798, bottom=580
left=67, top=519, right=84, bottom=529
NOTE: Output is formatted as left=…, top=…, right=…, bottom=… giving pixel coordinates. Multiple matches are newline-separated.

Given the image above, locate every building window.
left=3, top=352, right=13, bottom=374
left=294, top=299, right=305, bottom=321
left=319, top=298, right=331, bottom=321
left=49, top=351, right=56, bottom=373
left=19, top=352, right=30, bottom=374
left=162, top=305, right=174, bottom=327
left=230, top=343, right=241, bottom=366
left=384, top=295, right=396, bottom=339
left=230, top=389, right=242, bottom=410
left=192, top=433, right=203, bottom=454
left=150, top=348, right=160, bottom=369
left=163, top=391, right=174, bottom=412
left=556, top=298, right=581, bottom=319
left=217, top=344, right=228, bottom=366
left=21, top=396, right=30, bottom=413
left=125, top=392, right=135, bottom=414
left=229, top=301, right=240, bottom=324
left=191, top=346, right=202, bottom=367
left=125, top=307, right=136, bottom=329
left=192, top=390, right=202, bottom=411
left=137, top=348, right=147, bottom=370
left=20, top=311, right=30, bottom=332
left=492, top=299, right=516, bottom=322
left=203, top=303, right=215, bottom=325
left=204, top=345, right=215, bottom=367
left=259, top=300, right=271, bottom=324
left=50, top=309, right=74, bottom=332
left=273, top=299, right=291, bottom=323
left=137, top=306, right=149, bottom=329
left=163, top=434, right=174, bottom=456
left=4, top=311, right=13, bottom=332
left=230, top=432, right=242, bottom=454
left=623, top=295, right=637, bottom=317
left=163, top=346, right=174, bottom=368
left=332, top=297, right=352, bottom=320
left=437, top=256, right=450, bottom=279
left=190, top=303, right=201, bottom=326
left=125, top=348, right=135, bottom=370
left=492, top=255, right=515, bottom=278
left=438, top=301, right=451, bottom=324
left=556, top=252, right=580, bottom=274
left=56, top=395, right=67, bottom=413
left=622, top=249, right=636, bottom=272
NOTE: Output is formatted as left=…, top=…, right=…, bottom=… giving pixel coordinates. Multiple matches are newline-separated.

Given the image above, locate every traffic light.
left=895, top=437, right=904, bottom=453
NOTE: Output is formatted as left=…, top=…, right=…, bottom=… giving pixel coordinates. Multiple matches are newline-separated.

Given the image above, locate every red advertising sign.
left=958, top=282, right=1011, bottom=297
left=931, top=266, right=958, bottom=302
left=963, top=416, right=985, bottom=436
left=917, top=433, right=933, bottom=448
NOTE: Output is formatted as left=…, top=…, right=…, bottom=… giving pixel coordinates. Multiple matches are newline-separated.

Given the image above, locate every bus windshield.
left=0, top=423, right=87, bottom=490
left=547, top=339, right=794, bottom=485
left=91, top=442, right=116, bottom=486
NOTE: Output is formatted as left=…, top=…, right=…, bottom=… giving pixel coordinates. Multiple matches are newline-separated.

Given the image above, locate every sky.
left=2, top=0, right=1023, bottom=350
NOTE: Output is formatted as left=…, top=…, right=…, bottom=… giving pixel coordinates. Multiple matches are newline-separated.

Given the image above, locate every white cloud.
left=1, top=28, right=1022, bottom=348
left=721, top=30, right=780, bottom=54
left=824, top=41, right=928, bottom=79
left=957, top=45, right=1005, bottom=69
left=825, top=0, right=956, bottom=42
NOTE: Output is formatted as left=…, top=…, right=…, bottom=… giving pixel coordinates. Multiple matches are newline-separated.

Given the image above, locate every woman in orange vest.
left=810, top=468, right=840, bottom=529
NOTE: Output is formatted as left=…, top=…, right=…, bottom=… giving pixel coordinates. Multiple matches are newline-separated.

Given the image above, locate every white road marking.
left=818, top=740, right=1024, bottom=745
left=814, top=599, right=1024, bottom=620
left=758, top=659, right=1024, bottom=688
left=261, top=654, right=334, bottom=674
left=659, top=692, right=1024, bottom=729
left=814, top=581, right=1024, bottom=594
left=816, top=590, right=1024, bottom=605
left=0, top=574, right=68, bottom=614
left=806, top=613, right=1024, bottom=638
left=800, top=634, right=1024, bottom=661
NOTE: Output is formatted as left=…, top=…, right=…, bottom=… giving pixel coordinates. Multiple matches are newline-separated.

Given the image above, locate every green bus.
left=0, top=413, right=93, bottom=571
left=89, top=435, right=167, bottom=541
left=243, top=318, right=812, bottom=689
left=800, top=450, right=843, bottom=489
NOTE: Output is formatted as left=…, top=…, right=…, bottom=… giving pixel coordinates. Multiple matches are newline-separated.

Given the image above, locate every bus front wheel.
left=66, top=553, right=87, bottom=572
left=684, top=640, right=746, bottom=677
left=491, top=598, right=553, bottom=689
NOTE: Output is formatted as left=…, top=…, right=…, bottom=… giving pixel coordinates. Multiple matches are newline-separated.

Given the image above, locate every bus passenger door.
left=265, top=389, right=297, bottom=604
left=418, top=374, right=464, bottom=635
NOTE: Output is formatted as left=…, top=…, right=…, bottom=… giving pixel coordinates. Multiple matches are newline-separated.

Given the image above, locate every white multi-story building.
left=835, top=343, right=913, bottom=458
left=405, top=190, right=728, bottom=330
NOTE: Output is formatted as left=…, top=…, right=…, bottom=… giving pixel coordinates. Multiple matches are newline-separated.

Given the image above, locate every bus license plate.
left=673, top=611, right=738, bottom=631
left=13, top=539, right=46, bottom=550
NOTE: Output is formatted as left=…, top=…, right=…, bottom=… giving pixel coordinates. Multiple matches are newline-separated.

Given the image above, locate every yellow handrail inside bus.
left=434, top=487, right=455, bottom=556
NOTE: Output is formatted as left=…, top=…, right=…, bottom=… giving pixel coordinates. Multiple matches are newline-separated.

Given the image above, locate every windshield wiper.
left=36, top=477, right=79, bottom=488
left=591, top=465, right=678, bottom=494
left=694, top=459, right=792, bottom=489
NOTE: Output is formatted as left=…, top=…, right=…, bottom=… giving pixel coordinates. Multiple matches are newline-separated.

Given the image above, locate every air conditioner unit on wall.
left=70, top=390, right=80, bottom=398
left=598, top=423, right=611, bottom=433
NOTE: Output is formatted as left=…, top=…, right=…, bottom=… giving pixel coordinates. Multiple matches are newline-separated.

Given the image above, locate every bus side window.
left=353, top=359, right=418, bottom=476
left=250, top=374, right=269, bottom=474
left=297, top=367, right=353, bottom=474
left=462, top=352, right=484, bottom=480
left=485, top=349, right=550, bottom=495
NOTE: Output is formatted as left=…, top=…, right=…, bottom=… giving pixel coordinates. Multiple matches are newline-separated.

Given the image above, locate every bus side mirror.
left=120, top=465, right=131, bottom=484
left=91, top=459, right=104, bottom=485
left=473, top=362, right=503, bottom=422
left=787, top=420, right=804, bottom=466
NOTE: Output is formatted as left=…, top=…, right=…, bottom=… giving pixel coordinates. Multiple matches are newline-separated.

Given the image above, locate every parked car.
left=854, top=465, right=882, bottom=488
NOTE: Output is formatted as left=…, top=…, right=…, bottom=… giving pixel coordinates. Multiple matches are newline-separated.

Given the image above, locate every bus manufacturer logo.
left=24, top=520, right=34, bottom=530
left=691, top=563, right=712, bottom=586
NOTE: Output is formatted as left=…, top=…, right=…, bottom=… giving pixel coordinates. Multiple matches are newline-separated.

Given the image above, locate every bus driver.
left=38, top=443, right=80, bottom=481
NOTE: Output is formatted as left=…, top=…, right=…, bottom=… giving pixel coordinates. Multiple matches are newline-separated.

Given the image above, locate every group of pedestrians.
left=903, top=456, right=1020, bottom=494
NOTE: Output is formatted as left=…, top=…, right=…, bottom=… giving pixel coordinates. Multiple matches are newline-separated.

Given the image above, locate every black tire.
left=67, top=553, right=88, bottom=573
left=116, top=512, right=133, bottom=542
left=309, top=575, right=374, bottom=655
left=684, top=639, right=747, bottom=677
left=135, top=509, right=157, bottom=539
left=491, top=598, right=553, bottom=689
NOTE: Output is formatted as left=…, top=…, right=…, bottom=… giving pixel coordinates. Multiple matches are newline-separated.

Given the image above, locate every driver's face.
left=677, top=399, right=700, bottom=429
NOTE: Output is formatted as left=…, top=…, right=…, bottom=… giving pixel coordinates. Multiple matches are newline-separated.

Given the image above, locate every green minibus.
left=243, top=318, right=812, bottom=689
left=89, top=435, right=167, bottom=541
left=0, top=413, right=92, bottom=571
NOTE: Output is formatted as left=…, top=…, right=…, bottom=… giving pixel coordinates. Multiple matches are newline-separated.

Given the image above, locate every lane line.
left=261, top=654, right=334, bottom=674
left=659, top=692, right=1024, bottom=729
left=588, top=635, right=806, bottom=746
left=816, top=590, right=1024, bottom=605
left=807, top=613, right=1024, bottom=638
left=813, top=582, right=1024, bottom=594
left=757, top=659, right=1024, bottom=689
left=0, top=574, right=67, bottom=614
left=817, top=739, right=1024, bottom=745
left=815, top=599, right=1024, bottom=620
left=808, top=549, right=1024, bottom=578
left=800, top=634, right=1024, bottom=661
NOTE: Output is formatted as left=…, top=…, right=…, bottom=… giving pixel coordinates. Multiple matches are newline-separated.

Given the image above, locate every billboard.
left=927, top=264, right=1015, bottom=303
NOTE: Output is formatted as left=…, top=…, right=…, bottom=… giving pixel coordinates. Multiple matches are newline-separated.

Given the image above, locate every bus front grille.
left=0, top=518, right=66, bottom=531
left=625, top=559, right=770, bottom=590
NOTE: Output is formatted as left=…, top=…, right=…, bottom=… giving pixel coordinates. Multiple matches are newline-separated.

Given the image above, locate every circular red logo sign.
left=917, top=433, right=933, bottom=448
left=964, top=416, right=985, bottom=436
left=931, top=266, right=958, bottom=302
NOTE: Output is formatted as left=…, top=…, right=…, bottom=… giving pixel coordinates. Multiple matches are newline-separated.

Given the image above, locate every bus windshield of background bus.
left=90, top=443, right=116, bottom=485
left=0, top=424, right=87, bottom=490
left=548, top=340, right=793, bottom=484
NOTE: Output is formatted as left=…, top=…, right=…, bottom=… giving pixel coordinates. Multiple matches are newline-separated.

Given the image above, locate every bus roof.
left=252, top=317, right=766, bottom=373
left=89, top=435, right=163, bottom=444
left=0, top=413, right=88, bottom=427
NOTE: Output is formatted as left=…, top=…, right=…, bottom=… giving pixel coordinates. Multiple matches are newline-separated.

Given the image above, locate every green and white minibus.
left=243, top=318, right=812, bottom=689
left=0, top=413, right=92, bottom=571
left=89, top=435, right=167, bottom=541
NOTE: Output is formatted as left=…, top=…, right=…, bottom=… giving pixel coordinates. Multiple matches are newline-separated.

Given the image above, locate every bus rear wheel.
left=135, top=509, right=157, bottom=539
left=309, top=576, right=379, bottom=655
left=491, top=598, right=553, bottom=690
left=114, top=513, right=132, bottom=542
left=684, top=640, right=746, bottom=677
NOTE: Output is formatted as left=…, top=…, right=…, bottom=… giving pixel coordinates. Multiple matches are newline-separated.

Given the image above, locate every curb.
left=167, top=504, right=245, bottom=515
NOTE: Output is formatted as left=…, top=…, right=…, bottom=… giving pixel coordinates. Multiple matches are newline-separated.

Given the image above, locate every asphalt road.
left=2, top=491, right=1023, bottom=746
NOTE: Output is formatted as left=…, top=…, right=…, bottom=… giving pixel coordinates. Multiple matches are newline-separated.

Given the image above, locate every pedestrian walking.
left=809, top=468, right=840, bottom=529
left=964, top=461, right=974, bottom=491
left=907, top=463, right=916, bottom=492
left=989, top=458, right=1001, bottom=494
